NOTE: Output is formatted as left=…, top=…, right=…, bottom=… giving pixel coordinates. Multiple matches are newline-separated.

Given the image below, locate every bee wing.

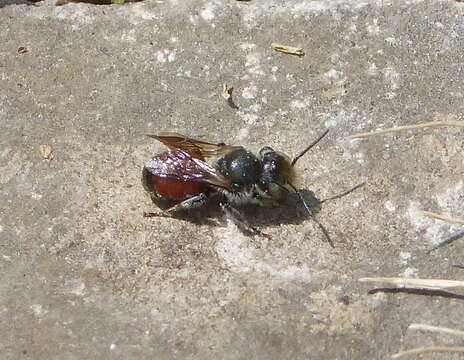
left=146, top=132, right=242, bottom=158
left=145, top=150, right=233, bottom=190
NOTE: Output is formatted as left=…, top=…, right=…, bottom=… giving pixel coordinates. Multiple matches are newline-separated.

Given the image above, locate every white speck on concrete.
left=242, top=84, right=258, bottom=99
left=0, top=224, right=3, bottom=233
left=242, top=1, right=368, bottom=28
left=384, top=67, right=401, bottom=90
left=189, top=14, right=199, bottom=25
left=31, top=192, right=42, bottom=200
left=385, top=200, right=396, bottom=212
left=240, top=43, right=256, bottom=51
left=121, top=29, right=136, bottom=43
left=155, top=49, right=176, bottom=63
left=156, top=51, right=166, bottom=63
left=400, top=267, right=418, bottom=278
left=367, top=292, right=387, bottom=310
left=240, top=113, right=258, bottom=125
left=323, top=69, right=343, bottom=81
left=249, top=104, right=262, bottom=113
left=215, top=223, right=254, bottom=272
left=367, top=18, right=380, bottom=34
left=271, top=66, right=278, bottom=73
left=123, top=3, right=158, bottom=24
left=256, top=263, right=313, bottom=282
left=399, top=251, right=411, bottom=265
left=325, top=119, right=338, bottom=128
left=110, top=344, right=116, bottom=351
left=435, top=180, right=463, bottom=210
left=367, top=62, right=378, bottom=76
left=291, top=99, right=307, bottom=109
left=354, top=152, right=364, bottom=164
left=407, top=201, right=445, bottom=245
left=245, top=53, right=261, bottom=67
left=386, top=92, right=397, bottom=100
left=53, top=6, right=95, bottom=25
left=407, top=201, right=431, bottom=230
left=245, top=53, right=264, bottom=75
left=237, top=128, right=249, bottom=141
left=261, top=97, right=268, bottom=104
left=31, top=304, right=47, bottom=317
left=215, top=221, right=313, bottom=282
left=385, top=37, right=397, bottom=45
left=167, top=51, right=176, bottom=62
left=70, top=281, right=87, bottom=297
left=200, top=2, right=216, bottom=22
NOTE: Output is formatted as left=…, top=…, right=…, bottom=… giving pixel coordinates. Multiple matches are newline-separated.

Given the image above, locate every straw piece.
left=409, top=323, right=464, bottom=337
left=420, top=211, right=464, bottom=226
left=348, top=121, right=464, bottom=139
left=358, top=277, right=464, bottom=290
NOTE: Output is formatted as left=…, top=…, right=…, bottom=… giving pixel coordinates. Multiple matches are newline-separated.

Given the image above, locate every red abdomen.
left=142, top=150, right=207, bottom=200
left=153, top=177, right=206, bottom=199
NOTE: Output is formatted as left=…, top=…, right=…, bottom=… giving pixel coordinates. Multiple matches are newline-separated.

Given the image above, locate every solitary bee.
left=142, top=130, right=334, bottom=240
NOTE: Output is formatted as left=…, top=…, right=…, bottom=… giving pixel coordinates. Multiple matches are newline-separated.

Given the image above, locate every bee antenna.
left=287, top=183, right=312, bottom=217
left=291, top=129, right=329, bottom=167
left=287, top=182, right=335, bottom=248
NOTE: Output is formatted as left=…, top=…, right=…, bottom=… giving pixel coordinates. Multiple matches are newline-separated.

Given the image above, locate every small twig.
left=359, top=277, right=464, bottom=290
left=420, top=211, right=464, bottom=226
left=408, top=323, right=464, bottom=337
left=392, top=346, right=464, bottom=358
left=348, top=120, right=464, bottom=139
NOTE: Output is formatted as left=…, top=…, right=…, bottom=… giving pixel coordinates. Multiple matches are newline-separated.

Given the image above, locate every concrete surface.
left=1, top=0, right=464, bottom=358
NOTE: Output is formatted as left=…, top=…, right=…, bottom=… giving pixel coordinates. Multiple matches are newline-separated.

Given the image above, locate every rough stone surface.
left=1, top=0, right=463, bottom=358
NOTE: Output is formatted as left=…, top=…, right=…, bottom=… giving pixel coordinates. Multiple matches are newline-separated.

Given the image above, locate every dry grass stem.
left=348, top=120, right=464, bottom=139
left=359, top=277, right=464, bottom=290
left=409, top=323, right=464, bottom=337
left=392, top=346, right=464, bottom=358
left=421, top=211, right=464, bottom=226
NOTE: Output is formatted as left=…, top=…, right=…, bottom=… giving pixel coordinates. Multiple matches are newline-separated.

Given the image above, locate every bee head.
left=257, top=129, right=329, bottom=217
left=258, top=147, right=294, bottom=199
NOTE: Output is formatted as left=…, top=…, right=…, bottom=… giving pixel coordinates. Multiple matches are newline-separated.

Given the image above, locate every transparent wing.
left=144, top=150, right=232, bottom=190
left=146, top=132, right=242, bottom=158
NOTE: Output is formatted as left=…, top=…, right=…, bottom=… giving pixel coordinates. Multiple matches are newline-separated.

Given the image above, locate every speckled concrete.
left=1, top=0, right=464, bottom=358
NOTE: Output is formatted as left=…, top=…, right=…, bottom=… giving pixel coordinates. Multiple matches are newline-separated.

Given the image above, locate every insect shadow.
left=149, top=188, right=322, bottom=229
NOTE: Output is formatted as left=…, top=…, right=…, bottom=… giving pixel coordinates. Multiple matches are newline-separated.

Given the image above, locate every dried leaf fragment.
left=222, top=84, right=233, bottom=100
left=39, top=144, right=54, bottom=161
left=271, top=43, right=304, bottom=57
left=18, top=47, right=28, bottom=54
left=222, top=84, right=239, bottom=109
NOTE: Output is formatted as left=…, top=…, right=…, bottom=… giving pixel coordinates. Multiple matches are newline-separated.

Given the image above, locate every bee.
left=142, top=130, right=330, bottom=239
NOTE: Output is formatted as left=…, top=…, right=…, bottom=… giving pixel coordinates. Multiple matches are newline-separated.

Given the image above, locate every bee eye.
left=232, top=183, right=241, bottom=190
left=259, top=146, right=274, bottom=158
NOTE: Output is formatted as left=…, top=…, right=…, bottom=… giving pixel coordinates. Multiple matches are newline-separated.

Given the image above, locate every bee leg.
left=144, top=193, right=208, bottom=217
left=221, top=203, right=271, bottom=240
